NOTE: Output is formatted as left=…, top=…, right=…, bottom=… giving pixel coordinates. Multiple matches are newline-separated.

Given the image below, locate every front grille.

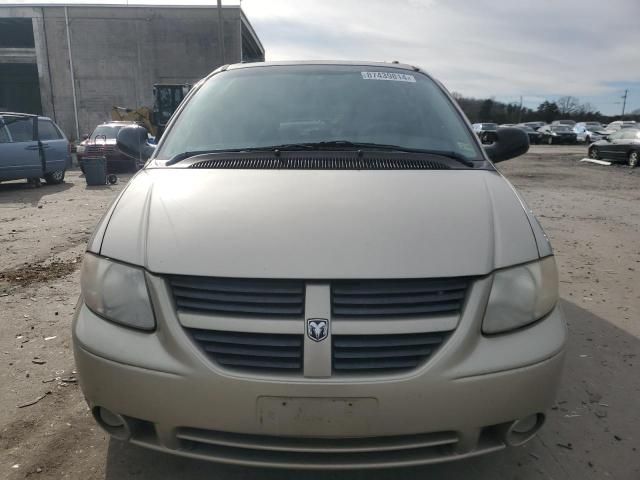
left=169, top=276, right=305, bottom=317
left=332, top=332, right=449, bottom=373
left=84, top=144, right=116, bottom=157
left=331, top=278, right=468, bottom=317
left=189, top=155, right=450, bottom=170
left=187, top=329, right=303, bottom=372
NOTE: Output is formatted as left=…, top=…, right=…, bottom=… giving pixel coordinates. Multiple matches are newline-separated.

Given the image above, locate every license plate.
left=257, top=397, right=378, bottom=436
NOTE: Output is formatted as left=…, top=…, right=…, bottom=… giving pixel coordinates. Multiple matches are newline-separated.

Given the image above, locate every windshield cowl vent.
left=188, top=155, right=451, bottom=170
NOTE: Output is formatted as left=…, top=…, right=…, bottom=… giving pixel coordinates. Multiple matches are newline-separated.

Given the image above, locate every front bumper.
left=73, top=274, right=567, bottom=468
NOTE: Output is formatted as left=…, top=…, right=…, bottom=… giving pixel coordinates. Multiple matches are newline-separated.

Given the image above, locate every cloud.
left=243, top=0, right=640, bottom=113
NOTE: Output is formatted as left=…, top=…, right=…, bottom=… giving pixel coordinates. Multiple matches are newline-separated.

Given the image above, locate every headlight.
left=81, top=253, right=156, bottom=330
left=482, top=256, right=558, bottom=334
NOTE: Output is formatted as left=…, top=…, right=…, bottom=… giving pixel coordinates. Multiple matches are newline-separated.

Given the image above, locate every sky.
left=3, top=0, right=639, bottom=115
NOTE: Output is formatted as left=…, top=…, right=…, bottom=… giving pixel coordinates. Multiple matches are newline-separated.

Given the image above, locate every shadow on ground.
left=104, top=300, right=640, bottom=480
left=0, top=179, right=73, bottom=206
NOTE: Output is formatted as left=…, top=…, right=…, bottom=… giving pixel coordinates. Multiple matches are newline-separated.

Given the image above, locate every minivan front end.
left=73, top=255, right=565, bottom=468
left=73, top=62, right=566, bottom=468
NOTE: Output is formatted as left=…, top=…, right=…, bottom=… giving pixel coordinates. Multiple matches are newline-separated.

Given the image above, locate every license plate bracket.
left=257, top=396, right=378, bottom=436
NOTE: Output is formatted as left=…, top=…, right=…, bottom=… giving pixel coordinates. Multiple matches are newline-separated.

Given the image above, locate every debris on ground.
left=556, top=442, right=573, bottom=450
left=580, top=158, right=612, bottom=166
left=0, top=256, right=83, bottom=288
left=17, top=391, right=51, bottom=408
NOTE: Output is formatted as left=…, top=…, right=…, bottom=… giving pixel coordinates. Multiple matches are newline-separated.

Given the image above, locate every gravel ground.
left=0, top=146, right=638, bottom=479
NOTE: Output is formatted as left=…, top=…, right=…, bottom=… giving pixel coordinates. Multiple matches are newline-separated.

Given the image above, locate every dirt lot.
left=1, top=146, right=639, bottom=479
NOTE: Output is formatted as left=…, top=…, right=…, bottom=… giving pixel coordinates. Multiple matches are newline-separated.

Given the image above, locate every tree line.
left=451, top=93, right=640, bottom=125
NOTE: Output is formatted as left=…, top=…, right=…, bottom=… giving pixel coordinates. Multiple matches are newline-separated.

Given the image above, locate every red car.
left=79, top=122, right=146, bottom=173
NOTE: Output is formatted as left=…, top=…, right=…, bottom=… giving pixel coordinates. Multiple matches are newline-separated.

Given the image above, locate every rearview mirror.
left=484, top=127, right=529, bottom=163
left=117, top=125, right=156, bottom=162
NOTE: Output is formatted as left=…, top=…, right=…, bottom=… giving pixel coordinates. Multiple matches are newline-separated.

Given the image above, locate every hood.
left=97, top=169, right=540, bottom=279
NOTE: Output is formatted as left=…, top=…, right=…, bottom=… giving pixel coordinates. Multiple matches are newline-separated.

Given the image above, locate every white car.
left=574, top=122, right=607, bottom=143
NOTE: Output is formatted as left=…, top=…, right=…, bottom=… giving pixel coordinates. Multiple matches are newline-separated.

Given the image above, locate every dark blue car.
left=0, top=112, right=71, bottom=184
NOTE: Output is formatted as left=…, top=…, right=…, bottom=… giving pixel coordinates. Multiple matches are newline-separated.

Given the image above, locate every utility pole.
left=621, top=89, right=628, bottom=118
left=217, top=0, right=225, bottom=64
left=517, top=95, right=523, bottom=123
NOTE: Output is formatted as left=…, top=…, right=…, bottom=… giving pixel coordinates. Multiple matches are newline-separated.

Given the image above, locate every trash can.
left=84, top=156, right=107, bottom=186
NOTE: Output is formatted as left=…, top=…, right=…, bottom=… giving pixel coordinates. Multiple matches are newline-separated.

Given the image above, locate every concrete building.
left=0, top=3, right=264, bottom=140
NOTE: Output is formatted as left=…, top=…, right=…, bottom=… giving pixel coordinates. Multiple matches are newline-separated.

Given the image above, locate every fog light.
left=504, top=413, right=545, bottom=446
left=93, top=407, right=131, bottom=441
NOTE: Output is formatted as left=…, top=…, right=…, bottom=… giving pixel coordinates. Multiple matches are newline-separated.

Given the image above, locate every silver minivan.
left=74, top=61, right=566, bottom=469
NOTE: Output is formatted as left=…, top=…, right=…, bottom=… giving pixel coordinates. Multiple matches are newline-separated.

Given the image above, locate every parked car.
left=80, top=121, right=147, bottom=173
left=472, top=122, right=498, bottom=144
left=74, top=61, right=565, bottom=469
left=0, top=112, right=71, bottom=184
left=588, top=128, right=640, bottom=167
left=522, top=121, right=547, bottom=130
left=574, top=122, right=607, bottom=143
left=538, top=124, right=578, bottom=144
left=604, top=120, right=637, bottom=134
left=551, top=120, right=576, bottom=127
left=515, top=124, right=542, bottom=144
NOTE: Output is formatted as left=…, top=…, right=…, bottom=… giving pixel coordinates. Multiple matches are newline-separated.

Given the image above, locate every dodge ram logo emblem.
left=307, top=319, right=328, bottom=342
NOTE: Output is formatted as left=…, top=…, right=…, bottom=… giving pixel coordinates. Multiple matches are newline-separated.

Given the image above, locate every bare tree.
left=556, top=96, right=581, bottom=116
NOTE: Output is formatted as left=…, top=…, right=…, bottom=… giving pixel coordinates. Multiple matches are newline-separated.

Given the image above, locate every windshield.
left=551, top=126, right=572, bottom=132
left=156, top=65, right=482, bottom=161
left=585, top=123, right=603, bottom=129
left=91, top=125, right=124, bottom=140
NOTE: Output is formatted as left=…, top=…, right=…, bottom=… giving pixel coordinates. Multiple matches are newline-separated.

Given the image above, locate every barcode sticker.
left=361, top=71, right=416, bottom=82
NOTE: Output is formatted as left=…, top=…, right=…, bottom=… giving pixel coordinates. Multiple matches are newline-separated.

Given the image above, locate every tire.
left=44, top=169, right=65, bottom=185
left=588, top=147, right=600, bottom=160
left=547, top=136, right=553, bottom=145
left=629, top=151, right=639, bottom=168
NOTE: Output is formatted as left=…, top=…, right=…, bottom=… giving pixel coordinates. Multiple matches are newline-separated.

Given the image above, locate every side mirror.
left=484, top=127, right=529, bottom=163
left=116, top=125, right=156, bottom=162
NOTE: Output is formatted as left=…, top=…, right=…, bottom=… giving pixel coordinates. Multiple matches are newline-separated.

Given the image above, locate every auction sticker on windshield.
left=361, top=71, right=416, bottom=82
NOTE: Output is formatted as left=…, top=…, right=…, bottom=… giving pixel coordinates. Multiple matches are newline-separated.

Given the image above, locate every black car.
left=588, top=128, right=640, bottom=167
left=523, top=121, right=547, bottom=130
left=516, top=124, right=542, bottom=145
left=538, top=125, right=577, bottom=145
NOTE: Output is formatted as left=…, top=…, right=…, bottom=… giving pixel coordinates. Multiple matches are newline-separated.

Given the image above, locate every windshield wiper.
left=263, top=141, right=477, bottom=167
left=166, top=141, right=477, bottom=167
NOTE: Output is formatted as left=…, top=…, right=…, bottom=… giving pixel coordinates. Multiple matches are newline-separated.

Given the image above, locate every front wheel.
left=588, top=147, right=600, bottom=160
left=44, top=169, right=65, bottom=185
left=629, top=151, right=639, bottom=168
left=131, top=159, right=141, bottom=172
